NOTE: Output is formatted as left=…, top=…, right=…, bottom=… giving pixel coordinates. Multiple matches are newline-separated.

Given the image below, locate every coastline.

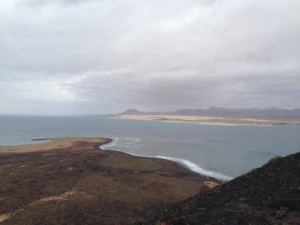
left=0, top=137, right=225, bottom=181
left=0, top=137, right=219, bottom=224
left=0, top=137, right=112, bottom=153
left=115, top=114, right=300, bottom=126
left=139, top=151, right=300, bottom=224
left=101, top=138, right=233, bottom=181
left=0, top=136, right=230, bottom=181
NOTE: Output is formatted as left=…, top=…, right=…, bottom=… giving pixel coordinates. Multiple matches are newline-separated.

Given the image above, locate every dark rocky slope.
left=137, top=152, right=300, bottom=225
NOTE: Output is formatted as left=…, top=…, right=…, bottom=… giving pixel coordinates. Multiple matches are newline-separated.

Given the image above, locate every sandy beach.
left=116, top=114, right=300, bottom=126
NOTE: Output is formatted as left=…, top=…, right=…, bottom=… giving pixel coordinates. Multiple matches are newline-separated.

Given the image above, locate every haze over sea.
left=1, top=115, right=299, bottom=180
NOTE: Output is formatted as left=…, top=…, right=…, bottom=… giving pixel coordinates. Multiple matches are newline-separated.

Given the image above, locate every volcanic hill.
left=137, top=152, right=300, bottom=225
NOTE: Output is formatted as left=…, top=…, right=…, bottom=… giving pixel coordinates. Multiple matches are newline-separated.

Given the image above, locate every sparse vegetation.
left=0, top=139, right=215, bottom=225
left=267, top=155, right=283, bottom=164
left=101, top=155, right=162, bottom=171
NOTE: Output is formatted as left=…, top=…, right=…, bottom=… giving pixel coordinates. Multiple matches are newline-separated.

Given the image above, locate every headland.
left=0, top=137, right=218, bottom=225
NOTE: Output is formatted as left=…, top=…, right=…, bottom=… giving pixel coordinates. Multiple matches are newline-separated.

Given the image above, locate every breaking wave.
left=101, top=137, right=119, bottom=150
left=100, top=137, right=233, bottom=181
left=156, top=155, right=233, bottom=181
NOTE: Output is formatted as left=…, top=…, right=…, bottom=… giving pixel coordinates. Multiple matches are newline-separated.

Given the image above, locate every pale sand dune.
left=0, top=137, right=110, bottom=153
left=116, top=115, right=300, bottom=125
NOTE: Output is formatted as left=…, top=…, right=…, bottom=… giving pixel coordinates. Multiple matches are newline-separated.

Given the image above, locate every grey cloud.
left=1, top=0, right=300, bottom=114
left=19, top=0, right=98, bottom=7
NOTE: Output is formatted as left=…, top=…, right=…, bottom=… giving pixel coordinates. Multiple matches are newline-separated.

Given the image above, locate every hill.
left=137, top=152, right=300, bottom=225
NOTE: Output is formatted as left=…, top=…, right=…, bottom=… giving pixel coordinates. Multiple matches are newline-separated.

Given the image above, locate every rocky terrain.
left=137, top=152, right=300, bottom=225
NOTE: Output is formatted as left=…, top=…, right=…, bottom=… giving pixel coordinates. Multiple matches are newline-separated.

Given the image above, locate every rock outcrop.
left=137, top=152, right=300, bottom=225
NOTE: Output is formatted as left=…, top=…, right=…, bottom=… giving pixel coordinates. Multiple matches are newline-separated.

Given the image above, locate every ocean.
left=1, top=115, right=299, bottom=180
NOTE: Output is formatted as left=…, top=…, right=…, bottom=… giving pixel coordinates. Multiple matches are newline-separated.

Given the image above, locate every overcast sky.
left=1, top=0, right=300, bottom=115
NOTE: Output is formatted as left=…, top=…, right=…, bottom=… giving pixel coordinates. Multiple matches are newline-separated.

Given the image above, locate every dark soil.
left=137, top=152, right=300, bottom=225
left=0, top=138, right=217, bottom=225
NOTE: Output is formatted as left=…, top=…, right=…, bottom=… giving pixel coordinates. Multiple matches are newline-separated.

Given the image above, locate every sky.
left=1, top=0, right=300, bottom=115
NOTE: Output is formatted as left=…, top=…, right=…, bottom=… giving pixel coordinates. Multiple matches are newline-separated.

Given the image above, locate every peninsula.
left=0, top=137, right=218, bottom=225
left=116, top=107, right=300, bottom=125
left=0, top=138, right=299, bottom=224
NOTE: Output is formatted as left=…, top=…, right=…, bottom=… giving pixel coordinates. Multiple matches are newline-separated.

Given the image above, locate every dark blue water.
left=0, top=115, right=299, bottom=180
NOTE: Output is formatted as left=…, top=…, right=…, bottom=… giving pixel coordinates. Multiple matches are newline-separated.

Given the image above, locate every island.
left=115, top=107, right=300, bottom=125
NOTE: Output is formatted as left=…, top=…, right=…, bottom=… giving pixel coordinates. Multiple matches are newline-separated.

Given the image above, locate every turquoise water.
left=0, top=115, right=299, bottom=180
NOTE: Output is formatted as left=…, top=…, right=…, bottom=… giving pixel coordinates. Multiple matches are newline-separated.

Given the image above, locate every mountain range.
left=119, top=107, right=300, bottom=120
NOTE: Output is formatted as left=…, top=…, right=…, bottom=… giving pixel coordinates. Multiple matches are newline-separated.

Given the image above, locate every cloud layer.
left=1, top=0, right=300, bottom=114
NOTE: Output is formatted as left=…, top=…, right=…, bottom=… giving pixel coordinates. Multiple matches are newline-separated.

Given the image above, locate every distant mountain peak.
left=117, top=107, right=300, bottom=119
left=206, top=106, right=227, bottom=111
left=118, top=109, right=141, bottom=115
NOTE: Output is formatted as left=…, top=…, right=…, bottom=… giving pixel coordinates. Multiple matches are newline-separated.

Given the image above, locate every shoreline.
left=0, top=137, right=220, bottom=224
left=0, top=137, right=226, bottom=181
left=115, top=115, right=300, bottom=126
left=101, top=138, right=233, bottom=181
left=0, top=137, right=112, bottom=153
left=0, top=137, right=232, bottom=181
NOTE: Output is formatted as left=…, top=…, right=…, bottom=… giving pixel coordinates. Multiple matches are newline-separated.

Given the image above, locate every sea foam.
left=101, top=137, right=118, bottom=150
left=156, top=155, right=233, bottom=181
left=100, top=137, right=233, bottom=181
